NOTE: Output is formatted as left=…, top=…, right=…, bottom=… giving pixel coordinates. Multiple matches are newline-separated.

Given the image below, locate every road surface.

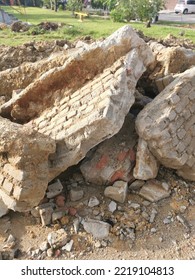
left=159, top=11, right=195, bottom=23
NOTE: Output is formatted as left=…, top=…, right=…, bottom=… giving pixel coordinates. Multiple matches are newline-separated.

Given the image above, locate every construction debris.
left=0, top=25, right=154, bottom=213
left=0, top=24, right=195, bottom=260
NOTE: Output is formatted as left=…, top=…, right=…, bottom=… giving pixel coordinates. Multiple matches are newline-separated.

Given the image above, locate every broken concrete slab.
left=104, top=181, right=128, bottom=203
left=0, top=25, right=154, bottom=213
left=139, top=179, right=171, bottom=202
left=149, top=41, right=195, bottom=78
left=0, top=116, right=55, bottom=212
left=82, top=218, right=110, bottom=239
left=136, top=66, right=195, bottom=181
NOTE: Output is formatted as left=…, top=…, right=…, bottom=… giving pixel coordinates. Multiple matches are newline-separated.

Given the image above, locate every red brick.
left=55, top=195, right=66, bottom=207
left=96, top=155, right=109, bottom=170
left=117, top=150, right=128, bottom=162
left=129, top=148, right=136, bottom=162
left=110, top=170, right=125, bottom=183
left=68, top=207, right=77, bottom=216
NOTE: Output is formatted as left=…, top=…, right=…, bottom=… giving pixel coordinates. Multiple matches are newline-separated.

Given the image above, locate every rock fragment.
left=104, top=181, right=128, bottom=203
left=46, top=180, right=63, bottom=199
left=108, top=201, right=117, bottom=213
left=39, top=205, right=53, bottom=226
left=139, top=180, right=171, bottom=202
left=88, top=196, right=100, bottom=207
left=70, top=189, right=84, bottom=202
left=82, top=218, right=110, bottom=239
left=47, top=229, right=69, bottom=248
left=133, top=138, right=159, bottom=180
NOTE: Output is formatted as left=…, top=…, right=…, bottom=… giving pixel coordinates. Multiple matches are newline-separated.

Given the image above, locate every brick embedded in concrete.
left=135, top=67, right=195, bottom=181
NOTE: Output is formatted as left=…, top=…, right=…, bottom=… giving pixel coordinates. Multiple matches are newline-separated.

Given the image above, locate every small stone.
left=82, top=218, right=110, bottom=239
left=129, top=202, right=140, bottom=210
left=189, top=199, right=195, bottom=206
left=101, top=240, right=108, bottom=247
left=47, top=229, right=69, bottom=248
left=94, top=240, right=101, bottom=248
left=55, top=195, right=66, bottom=207
left=88, top=196, right=100, bottom=207
left=129, top=180, right=145, bottom=190
left=108, top=201, right=117, bottom=213
left=73, top=218, right=81, bottom=234
left=46, top=180, right=63, bottom=199
left=149, top=208, right=158, bottom=223
left=39, top=206, right=53, bottom=226
left=104, top=181, right=128, bottom=203
left=180, top=206, right=187, bottom=213
left=62, top=240, right=74, bottom=252
left=139, top=180, right=171, bottom=202
left=31, top=207, right=40, bottom=218
left=142, top=211, right=149, bottom=221
left=54, top=249, right=61, bottom=258
left=6, top=234, right=15, bottom=243
left=176, top=214, right=191, bottom=233
left=39, top=241, right=49, bottom=252
left=142, top=200, right=151, bottom=206
left=52, top=211, right=64, bottom=223
left=183, top=233, right=190, bottom=239
left=60, top=216, right=70, bottom=226
left=93, top=209, right=100, bottom=216
left=151, top=227, right=157, bottom=233
left=68, top=207, right=77, bottom=216
left=159, top=237, right=163, bottom=242
left=3, top=234, right=16, bottom=249
left=47, top=248, right=53, bottom=257
left=70, top=189, right=84, bottom=202
left=163, top=217, right=171, bottom=224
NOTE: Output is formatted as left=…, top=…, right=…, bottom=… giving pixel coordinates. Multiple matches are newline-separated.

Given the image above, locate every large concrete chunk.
left=0, top=25, right=154, bottom=212
left=135, top=66, right=195, bottom=181
left=0, top=116, right=55, bottom=211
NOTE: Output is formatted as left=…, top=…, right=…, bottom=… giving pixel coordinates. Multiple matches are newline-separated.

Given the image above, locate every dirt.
left=0, top=166, right=195, bottom=260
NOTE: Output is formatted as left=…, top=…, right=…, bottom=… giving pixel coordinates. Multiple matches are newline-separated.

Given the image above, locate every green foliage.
left=110, top=0, right=165, bottom=22
left=42, top=0, right=51, bottom=8
left=91, top=0, right=117, bottom=10
left=66, top=0, right=83, bottom=12
left=27, top=25, right=46, bottom=35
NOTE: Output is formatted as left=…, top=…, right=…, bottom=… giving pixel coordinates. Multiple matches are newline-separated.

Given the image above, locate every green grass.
left=0, top=6, right=195, bottom=46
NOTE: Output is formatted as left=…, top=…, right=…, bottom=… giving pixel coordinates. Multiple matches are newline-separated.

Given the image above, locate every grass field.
left=0, top=6, right=195, bottom=46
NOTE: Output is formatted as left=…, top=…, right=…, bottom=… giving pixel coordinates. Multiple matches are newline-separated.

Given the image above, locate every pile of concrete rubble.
left=0, top=25, right=195, bottom=254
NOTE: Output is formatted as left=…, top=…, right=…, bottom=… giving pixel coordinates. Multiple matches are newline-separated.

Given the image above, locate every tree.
left=91, top=0, right=117, bottom=10
left=66, top=0, right=83, bottom=12
left=110, top=0, right=165, bottom=22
